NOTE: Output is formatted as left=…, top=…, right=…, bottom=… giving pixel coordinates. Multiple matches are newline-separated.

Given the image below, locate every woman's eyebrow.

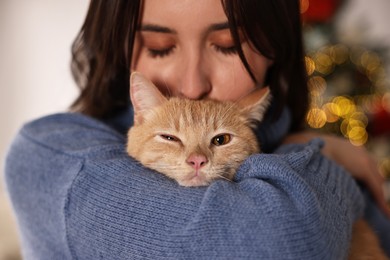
left=138, top=22, right=230, bottom=34
left=139, top=24, right=176, bottom=34
left=208, top=22, right=230, bottom=32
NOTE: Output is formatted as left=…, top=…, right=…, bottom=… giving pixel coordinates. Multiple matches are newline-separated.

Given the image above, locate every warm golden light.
left=348, top=126, right=368, bottom=146
left=332, top=96, right=356, bottom=117
left=305, top=56, right=316, bottom=76
left=306, top=108, right=327, bottom=128
left=322, top=102, right=340, bottom=123
left=305, top=43, right=390, bottom=148
left=349, top=111, right=368, bottom=126
left=313, top=52, right=334, bottom=75
left=340, top=117, right=368, bottom=146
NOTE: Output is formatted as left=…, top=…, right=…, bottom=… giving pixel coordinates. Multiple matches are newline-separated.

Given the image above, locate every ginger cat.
left=127, top=72, right=270, bottom=187
left=126, top=72, right=388, bottom=259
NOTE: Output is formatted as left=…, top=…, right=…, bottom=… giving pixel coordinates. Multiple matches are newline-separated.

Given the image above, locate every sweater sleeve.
left=5, top=113, right=365, bottom=260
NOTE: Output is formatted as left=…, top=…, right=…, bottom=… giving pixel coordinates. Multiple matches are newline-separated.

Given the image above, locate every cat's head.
left=127, top=72, right=271, bottom=187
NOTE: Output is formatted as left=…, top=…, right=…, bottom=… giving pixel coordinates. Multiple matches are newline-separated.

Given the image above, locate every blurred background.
left=301, top=0, right=390, bottom=182
left=0, top=0, right=390, bottom=259
left=0, top=1, right=88, bottom=259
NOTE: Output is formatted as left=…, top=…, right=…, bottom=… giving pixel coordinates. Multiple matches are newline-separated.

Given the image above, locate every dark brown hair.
left=71, top=0, right=308, bottom=132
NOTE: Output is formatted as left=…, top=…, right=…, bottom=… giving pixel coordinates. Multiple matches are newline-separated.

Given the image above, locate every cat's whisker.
left=145, top=163, right=181, bottom=171
left=162, top=77, right=172, bottom=98
left=216, top=174, right=233, bottom=182
left=128, top=73, right=268, bottom=189
left=150, top=165, right=180, bottom=170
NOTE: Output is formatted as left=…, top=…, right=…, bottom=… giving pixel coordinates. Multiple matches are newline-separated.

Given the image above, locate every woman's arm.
left=5, top=113, right=364, bottom=259
left=284, top=131, right=390, bottom=218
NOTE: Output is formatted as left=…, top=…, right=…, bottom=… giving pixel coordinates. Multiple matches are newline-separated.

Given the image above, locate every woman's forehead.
left=140, top=0, right=228, bottom=30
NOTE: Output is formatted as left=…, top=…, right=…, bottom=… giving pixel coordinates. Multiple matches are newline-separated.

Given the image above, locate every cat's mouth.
left=177, top=167, right=234, bottom=187
left=178, top=170, right=212, bottom=187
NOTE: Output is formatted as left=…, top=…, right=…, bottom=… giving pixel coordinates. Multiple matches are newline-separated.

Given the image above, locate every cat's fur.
left=127, top=72, right=270, bottom=187
left=126, top=72, right=388, bottom=259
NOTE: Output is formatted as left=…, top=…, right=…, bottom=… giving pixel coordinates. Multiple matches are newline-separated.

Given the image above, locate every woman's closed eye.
left=213, top=44, right=237, bottom=55
left=148, top=45, right=237, bottom=58
left=140, top=31, right=176, bottom=58
left=147, top=46, right=175, bottom=58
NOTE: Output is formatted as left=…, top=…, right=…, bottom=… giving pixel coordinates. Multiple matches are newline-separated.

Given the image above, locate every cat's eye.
left=211, top=134, right=232, bottom=146
left=160, top=134, right=180, bottom=142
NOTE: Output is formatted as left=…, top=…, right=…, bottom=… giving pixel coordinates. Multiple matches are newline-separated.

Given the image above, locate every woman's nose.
left=172, top=54, right=212, bottom=100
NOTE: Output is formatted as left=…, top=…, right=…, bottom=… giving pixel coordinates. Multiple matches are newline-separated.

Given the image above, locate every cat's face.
left=127, top=72, right=271, bottom=187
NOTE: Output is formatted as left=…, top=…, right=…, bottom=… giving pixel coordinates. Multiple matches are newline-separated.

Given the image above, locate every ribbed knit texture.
left=4, top=112, right=369, bottom=259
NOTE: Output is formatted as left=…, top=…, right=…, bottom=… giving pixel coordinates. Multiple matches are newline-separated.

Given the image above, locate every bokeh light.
left=312, top=51, right=334, bottom=75
left=332, top=96, right=356, bottom=117
left=305, top=43, right=390, bottom=146
left=306, top=108, right=327, bottom=128
left=322, top=102, right=340, bottom=123
left=305, top=56, right=316, bottom=76
left=300, top=0, right=310, bottom=14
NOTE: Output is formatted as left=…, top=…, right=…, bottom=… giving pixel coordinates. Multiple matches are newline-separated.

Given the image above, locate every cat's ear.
left=238, top=87, right=272, bottom=126
left=130, top=72, right=168, bottom=124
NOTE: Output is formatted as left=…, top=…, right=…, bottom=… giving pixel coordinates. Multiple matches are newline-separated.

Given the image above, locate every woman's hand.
left=284, top=131, right=390, bottom=218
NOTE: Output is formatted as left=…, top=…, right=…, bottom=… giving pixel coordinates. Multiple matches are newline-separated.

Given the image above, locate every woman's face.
left=131, top=0, right=272, bottom=101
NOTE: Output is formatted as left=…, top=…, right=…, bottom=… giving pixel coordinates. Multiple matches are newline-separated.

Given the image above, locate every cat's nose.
left=186, top=154, right=208, bottom=170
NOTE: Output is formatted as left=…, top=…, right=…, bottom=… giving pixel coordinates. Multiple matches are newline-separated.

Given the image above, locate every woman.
left=5, top=0, right=390, bottom=259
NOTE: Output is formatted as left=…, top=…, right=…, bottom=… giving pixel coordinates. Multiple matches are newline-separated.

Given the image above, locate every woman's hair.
left=71, top=0, right=308, bottom=132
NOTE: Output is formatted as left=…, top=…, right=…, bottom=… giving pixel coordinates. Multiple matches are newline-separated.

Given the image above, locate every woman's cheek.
left=209, top=56, right=257, bottom=101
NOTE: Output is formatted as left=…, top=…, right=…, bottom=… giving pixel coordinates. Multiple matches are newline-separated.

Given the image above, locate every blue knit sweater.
left=4, top=108, right=383, bottom=259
